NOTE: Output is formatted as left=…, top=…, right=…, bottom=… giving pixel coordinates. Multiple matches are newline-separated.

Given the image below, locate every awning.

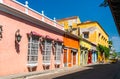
left=55, top=38, right=63, bottom=43
left=71, top=49, right=78, bottom=52
left=45, top=35, right=54, bottom=40
left=27, top=31, right=43, bottom=37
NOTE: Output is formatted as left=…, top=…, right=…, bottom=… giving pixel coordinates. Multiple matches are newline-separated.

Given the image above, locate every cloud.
left=111, top=36, right=120, bottom=52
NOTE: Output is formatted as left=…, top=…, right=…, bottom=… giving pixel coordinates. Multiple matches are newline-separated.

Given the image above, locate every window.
left=42, top=39, right=52, bottom=65
left=55, top=42, right=62, bottom=64
left=28, top=36, right=39, bottom=65
left=68, top=20, right=73, bottom=26
left=83, top=32, right=89, bottom=38
left=98, top=33, right=101, bottom=38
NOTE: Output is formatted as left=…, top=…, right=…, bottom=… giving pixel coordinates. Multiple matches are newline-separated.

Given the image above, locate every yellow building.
left=57, top=16, right=81, bottom=65
left=78, top=21, right=109, bottom=47
left=57, top=16, right=109, bottom=64
left=80, top=38, right=97, bottom=65
left=78, top=21, right=109, bottom=63
left=57, top=17, right=109, bottom=47
left=57, top=16, right=81, bottom=35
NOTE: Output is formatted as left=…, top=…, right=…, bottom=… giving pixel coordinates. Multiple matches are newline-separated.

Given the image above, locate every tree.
left=99, top=0, right=108, bottom=7
left=97, top=44, right=110, bottom=58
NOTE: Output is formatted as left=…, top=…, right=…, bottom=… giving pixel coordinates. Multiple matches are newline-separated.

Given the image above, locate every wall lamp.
left=0, top=25, right=3, bottom=40
left=15, top=29, right=22, bottom=43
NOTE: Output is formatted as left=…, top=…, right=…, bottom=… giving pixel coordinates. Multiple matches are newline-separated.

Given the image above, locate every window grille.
left=55, top=42, right=62, bottom=64
left=28, top=36, right=39, bottom=65
left=42, top=39, right=52, bottom=65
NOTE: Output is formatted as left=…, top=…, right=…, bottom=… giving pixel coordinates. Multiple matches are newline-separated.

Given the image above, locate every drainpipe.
left=78, top=27, right=81, bottom=66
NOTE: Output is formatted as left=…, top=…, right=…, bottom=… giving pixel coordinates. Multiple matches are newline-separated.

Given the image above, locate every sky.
left=17, top=0, right=120, bottom=52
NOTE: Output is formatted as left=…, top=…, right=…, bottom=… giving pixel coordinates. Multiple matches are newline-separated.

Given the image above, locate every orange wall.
left=63, top=35, right=79, bottom=67
left=64, top=35, right=79, bottom=49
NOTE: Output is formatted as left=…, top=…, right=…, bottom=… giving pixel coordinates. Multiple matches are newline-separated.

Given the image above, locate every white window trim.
left=42, top=39, right=52, bottom=65
left=27, top=36, right=39, bottom=67
left=55, top=43, right=62, bottom=64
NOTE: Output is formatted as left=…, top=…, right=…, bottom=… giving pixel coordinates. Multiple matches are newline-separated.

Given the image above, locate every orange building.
left=63, top=32, right=79, bottom=67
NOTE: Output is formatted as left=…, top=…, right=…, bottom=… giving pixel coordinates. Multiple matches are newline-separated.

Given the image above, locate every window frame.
left=83, top=32, right=89, bottom=38
left=54, top=42, right=62, bottom=64
left=42, top=39, right=52, bottom=65
left=27, top=35, right=40, bottom=67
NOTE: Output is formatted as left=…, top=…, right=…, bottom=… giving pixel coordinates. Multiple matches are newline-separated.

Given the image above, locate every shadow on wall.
left=15, top=41, right=20, bottom=53
left=43, top=65, right=50, bottom=70
left=28, top=67, right=37, bottom=72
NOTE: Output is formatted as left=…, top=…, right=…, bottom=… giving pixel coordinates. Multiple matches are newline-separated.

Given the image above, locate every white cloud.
left=111, top=36, right=120, bottom=52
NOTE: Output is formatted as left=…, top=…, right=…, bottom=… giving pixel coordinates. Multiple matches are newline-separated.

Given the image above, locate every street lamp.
left=15, top=29, right=22, bottom=43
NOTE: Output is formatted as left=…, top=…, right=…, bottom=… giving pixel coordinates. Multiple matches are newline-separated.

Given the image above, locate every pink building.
left=0, top=0, right=64, bottom=76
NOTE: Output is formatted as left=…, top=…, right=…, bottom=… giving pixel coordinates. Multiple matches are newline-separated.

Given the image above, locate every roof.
left=56, top=16, right=79, bottom=22
left=108, top=0, right=120, bottom=35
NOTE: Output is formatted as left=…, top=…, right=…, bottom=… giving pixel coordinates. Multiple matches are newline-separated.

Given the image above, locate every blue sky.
left=17, top=0, right=120, bottom=52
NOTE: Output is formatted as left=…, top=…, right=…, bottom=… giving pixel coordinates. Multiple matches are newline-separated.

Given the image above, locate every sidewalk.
left=0, top=63, right=98, bottom=79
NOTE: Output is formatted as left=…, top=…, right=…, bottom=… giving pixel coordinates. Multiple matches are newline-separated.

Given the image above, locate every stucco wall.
left=0, top=10, right=63, bottom=76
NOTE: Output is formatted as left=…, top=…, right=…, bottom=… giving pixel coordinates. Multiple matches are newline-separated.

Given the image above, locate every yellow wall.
left=57, top=16, right=81, bottom=30
left=80, top=40, right=91, bottom=50
left=57, top=16, right=81, bottom=65
left=57, top=17, right=108, bottom=48
left=78, top=22, right=109, bottom=47
left=57, top=17, right=109, bottom=64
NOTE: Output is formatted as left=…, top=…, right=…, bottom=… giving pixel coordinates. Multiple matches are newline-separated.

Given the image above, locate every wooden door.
left=73, top=52, right=76, bottom=65
left=63, top=49, right=67, bottom=67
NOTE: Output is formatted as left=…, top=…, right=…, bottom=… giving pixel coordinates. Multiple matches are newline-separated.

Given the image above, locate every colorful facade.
left=57, top=16, right=81, bottom=36
left=80, top=38, right=97, bottom=65
left=63, top=32, right=79, bottom=67
left=0, top=0, right=110, bottom=77
left=57, top=16, right=81, bottom=65
left=78, top=21, right=109, bottom=63
left=57, top=17, right=109, bottom=64
left=0, top=0, right=64, bottom=76
left=78, top=21, right=109, bottom=47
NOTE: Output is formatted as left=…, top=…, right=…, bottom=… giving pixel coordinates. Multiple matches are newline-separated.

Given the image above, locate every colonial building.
left=0, top=0, right=64, bottom=76
left=78, top=21, right=109, bottom=47
left=57, top=16, right=81, bottom=65
left=78, top=21, right=109, bottom=63
left=80, top=38, right=97, bottom=65
left=57, top=16, right=81, bottom=35
left=57, top=16, right=109, bottom=64
left=63, top=32, right=79, bottom=67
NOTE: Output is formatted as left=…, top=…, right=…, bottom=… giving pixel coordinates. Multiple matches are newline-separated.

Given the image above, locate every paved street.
left=28, top=62, right=120, bottom=79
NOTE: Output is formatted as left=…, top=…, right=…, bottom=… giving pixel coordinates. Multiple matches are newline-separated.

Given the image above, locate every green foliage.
left=112, top=52, right=117, bottom=57
left=97, top=44, right=110, bottom=58
left=99, top=0, right=108, bottom=7
left=108, top=41, right=112, bottom=45
left=104, top=46, right=110, bottom=58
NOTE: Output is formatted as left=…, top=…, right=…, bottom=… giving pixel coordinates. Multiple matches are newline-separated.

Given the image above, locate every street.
left=29, top=62, right=120, bottom=79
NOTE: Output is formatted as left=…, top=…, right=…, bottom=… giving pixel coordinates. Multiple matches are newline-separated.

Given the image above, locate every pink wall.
left=0, top=9, right=63, bottom=76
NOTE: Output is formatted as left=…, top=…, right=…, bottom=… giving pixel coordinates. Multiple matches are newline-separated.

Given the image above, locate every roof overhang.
left=108, top=0, right=120, bottom=35
left=0, top=2, right=64, bottom=35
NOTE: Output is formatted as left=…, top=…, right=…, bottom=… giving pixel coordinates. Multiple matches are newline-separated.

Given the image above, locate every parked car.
left=109, top=56, right=118, bottom=63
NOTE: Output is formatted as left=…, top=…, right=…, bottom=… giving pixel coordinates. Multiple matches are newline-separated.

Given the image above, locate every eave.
left=0, top=2, right=64, bottom=35
left=108, top=0, right=120, bottom=35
